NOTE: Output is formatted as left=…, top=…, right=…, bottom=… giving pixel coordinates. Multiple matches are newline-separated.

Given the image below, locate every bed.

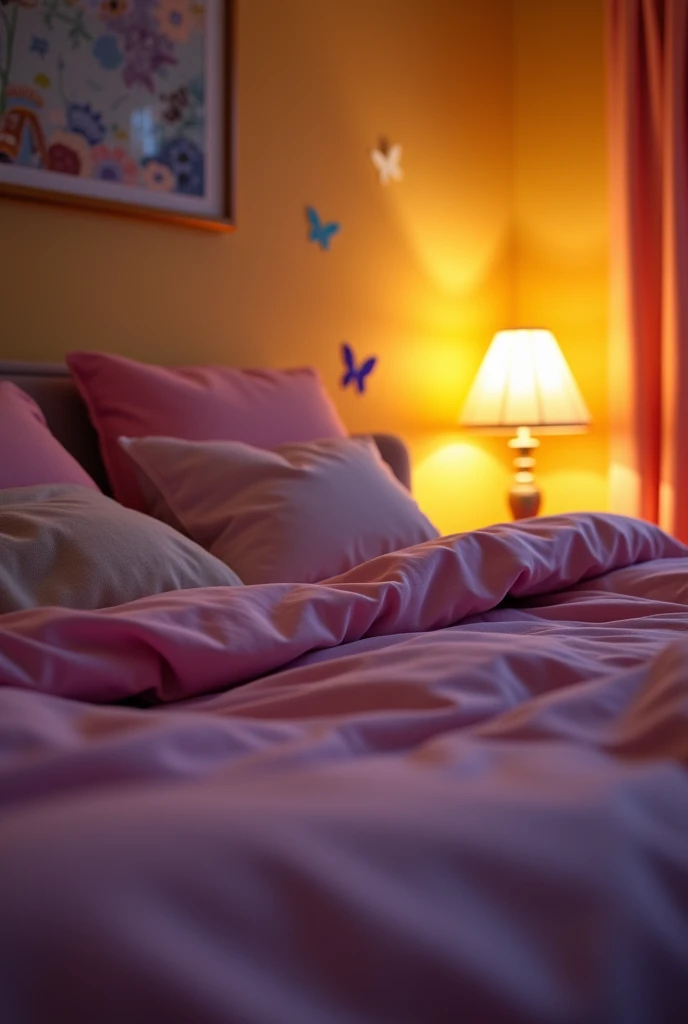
left=1, top=358, right=688, bottom=1024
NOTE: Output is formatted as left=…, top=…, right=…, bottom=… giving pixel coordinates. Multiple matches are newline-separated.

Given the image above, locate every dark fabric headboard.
left=0, top=361, right=411, bottom=492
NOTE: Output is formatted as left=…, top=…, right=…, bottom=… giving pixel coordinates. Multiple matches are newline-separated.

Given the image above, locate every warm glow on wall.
left=411, top=433, right=507, bottom=536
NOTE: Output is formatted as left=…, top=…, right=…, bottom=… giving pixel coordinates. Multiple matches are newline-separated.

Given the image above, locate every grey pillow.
left=0, top=484, right=242, bottom=614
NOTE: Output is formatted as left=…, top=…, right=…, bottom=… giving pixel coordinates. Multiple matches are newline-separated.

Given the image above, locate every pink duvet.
left=1, top=512, right=688, bottom=1024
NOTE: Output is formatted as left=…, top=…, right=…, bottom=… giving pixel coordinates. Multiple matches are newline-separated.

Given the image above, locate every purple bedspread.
left=1, top=512, right=688, bottom=1023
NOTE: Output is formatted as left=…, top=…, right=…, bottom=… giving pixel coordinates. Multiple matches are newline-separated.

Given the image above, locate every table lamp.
left=459, top=329, right=591, bottom=519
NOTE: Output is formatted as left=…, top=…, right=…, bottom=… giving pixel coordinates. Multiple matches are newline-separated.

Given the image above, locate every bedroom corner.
left=0, top=0, right=607, bottom=534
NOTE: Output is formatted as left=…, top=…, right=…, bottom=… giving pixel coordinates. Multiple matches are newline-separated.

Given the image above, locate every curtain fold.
left=607, top=0, right=688, bottom=540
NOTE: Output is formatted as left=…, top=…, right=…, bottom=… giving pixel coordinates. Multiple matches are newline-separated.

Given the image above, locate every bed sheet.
left=1, top=512, right=688, bottom=1024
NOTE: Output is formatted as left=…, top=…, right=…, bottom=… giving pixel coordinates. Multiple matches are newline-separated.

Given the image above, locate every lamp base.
left=507, top=426, right=541, bottom=520
left=509, top=485, right=541, bottom=520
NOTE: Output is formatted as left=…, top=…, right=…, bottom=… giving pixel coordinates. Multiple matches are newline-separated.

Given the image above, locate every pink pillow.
left=120, top=435, right=439, bottom=584
left=67, top=351, right=347, bottom=511
left=0, top=382, right=98, bottom=492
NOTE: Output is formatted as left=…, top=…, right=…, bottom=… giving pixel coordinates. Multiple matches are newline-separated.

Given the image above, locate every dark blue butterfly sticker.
left=306, top=206, right=341, bottom=251
left=341, top=343, right=377, bottom=394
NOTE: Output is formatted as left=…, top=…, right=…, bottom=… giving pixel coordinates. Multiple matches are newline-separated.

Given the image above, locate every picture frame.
left=0, top=0, right=235, bottom=232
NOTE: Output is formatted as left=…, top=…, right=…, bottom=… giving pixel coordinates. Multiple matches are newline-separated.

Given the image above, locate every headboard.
left=0, top=361, right=411, bottom=492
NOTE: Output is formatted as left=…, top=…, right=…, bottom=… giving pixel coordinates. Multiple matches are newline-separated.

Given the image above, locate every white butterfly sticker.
left=370, top=142, right=403, bottom=185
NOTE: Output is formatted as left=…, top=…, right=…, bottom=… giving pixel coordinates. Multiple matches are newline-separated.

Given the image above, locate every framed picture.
left=0, top=0, right=234, bottom=231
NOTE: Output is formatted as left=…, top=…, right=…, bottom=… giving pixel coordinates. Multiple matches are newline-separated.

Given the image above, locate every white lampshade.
left=459, top=329, right=591, bottom=433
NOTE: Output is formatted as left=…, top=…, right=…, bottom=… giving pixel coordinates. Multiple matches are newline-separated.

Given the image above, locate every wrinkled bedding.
left=1, top=512, right=688, bottom=1024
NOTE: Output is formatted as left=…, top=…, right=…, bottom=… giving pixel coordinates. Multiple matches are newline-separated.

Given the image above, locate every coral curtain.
left=607, top=0, right=688, bottom=541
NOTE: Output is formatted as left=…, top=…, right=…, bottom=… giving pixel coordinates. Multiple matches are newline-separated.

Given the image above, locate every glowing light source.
left=460, top=329, right=591, bottom=519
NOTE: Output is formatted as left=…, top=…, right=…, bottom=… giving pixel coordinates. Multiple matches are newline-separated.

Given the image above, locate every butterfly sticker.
left=306, top=206, right=341, bottom=251
left=370, top=140, right=403, bottom=185
left=341, top=343, right=377, bottom=394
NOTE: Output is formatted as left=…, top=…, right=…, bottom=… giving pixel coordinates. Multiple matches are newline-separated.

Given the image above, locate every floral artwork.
left=0, top=0, right=233, bottom=227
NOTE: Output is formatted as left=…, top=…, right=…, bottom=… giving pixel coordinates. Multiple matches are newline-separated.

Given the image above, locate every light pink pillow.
left=120, top=435, right=439, bottom=584
left=0, top=382, right=98, bottom=492
left=67, top=351, right=347, bottom=511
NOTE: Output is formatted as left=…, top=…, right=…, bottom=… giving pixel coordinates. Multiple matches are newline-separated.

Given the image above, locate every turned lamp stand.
left=507, top=426, right=541, bottom=520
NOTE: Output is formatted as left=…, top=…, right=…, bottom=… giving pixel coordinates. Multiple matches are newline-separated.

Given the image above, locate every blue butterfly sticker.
left=306, top=206, right=341, bottom=251
left=341, top=343, right=377, bottom=394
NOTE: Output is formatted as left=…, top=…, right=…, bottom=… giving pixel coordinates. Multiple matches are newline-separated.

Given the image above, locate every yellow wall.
left=512, top=0, right=608, bottom=516
left=0, top=0, right=608, bottom=534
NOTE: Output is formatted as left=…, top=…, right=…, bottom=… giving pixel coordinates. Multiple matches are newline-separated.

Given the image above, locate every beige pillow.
left=120, top=435, right=439, bottom=585
left=0, top=485, right=242, bottom=614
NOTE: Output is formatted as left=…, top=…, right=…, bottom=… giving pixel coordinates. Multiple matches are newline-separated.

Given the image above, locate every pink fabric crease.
left=0, top=511, right=683, bottom=704
left=1, top=511, right=688, bottom=1024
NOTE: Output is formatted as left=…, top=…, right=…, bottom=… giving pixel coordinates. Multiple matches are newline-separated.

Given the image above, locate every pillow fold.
left=0, top=382, right=98, bottom=492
